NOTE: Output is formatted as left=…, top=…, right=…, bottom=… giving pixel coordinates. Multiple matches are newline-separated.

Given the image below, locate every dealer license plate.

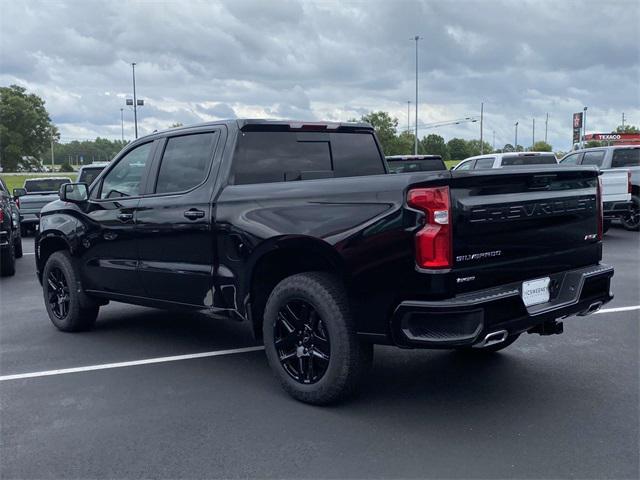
left=522, top=277, right=550, bottom=307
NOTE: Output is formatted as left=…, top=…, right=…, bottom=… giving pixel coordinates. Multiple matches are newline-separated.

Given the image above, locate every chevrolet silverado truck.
left=35, top=120, right=614, bottom=404
left=14, top=177, right=72, bottom=235
left=561, top=146, right=639, bottom=231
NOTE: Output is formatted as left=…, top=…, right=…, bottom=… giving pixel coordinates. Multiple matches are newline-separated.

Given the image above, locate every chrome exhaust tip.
left=578, top=301, right=603, bottom=316
left=473, top=330, right=508, bottom=349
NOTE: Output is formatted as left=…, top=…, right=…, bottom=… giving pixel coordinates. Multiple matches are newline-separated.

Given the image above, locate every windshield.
left=78, top=167, right=105, bottom=185
left=501, top=155, right=557, bottom=166
left=387, top=159, right=446, bottom=173
left=24, top=178, right=72, bottom=193
left=612, top=149, right=640, bottom=168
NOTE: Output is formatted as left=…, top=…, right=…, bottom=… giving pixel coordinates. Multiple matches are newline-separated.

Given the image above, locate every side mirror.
left=59, top=183, right=89, bottom=203
left=13, top=188, right=27, bottom=199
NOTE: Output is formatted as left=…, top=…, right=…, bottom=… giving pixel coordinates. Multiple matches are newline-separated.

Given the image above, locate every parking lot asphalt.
left=1, top=228, right=638, bottom=479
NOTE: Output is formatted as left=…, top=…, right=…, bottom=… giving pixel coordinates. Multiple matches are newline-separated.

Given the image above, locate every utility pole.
left=480, top=102, right=484, bottom=154
left=413, top=35, right=422, bottom=155
left=50, top=129, right=55, bottom=171
left=132, top=62, right=138, bottom=139
left=492, top=130, right=495, bottom=151
left=407, top=101, right=411, bottom=133
left=622, top=112, right=625, bottom=129
left=532, top=118, right=535, bottom=150
left=514, top=122, right=519, bottom=151
left=582, top=106, right=587, bottom=148
left=544, top=112, right=548, bottom=143
left=120, top=108, right=124, bottom=142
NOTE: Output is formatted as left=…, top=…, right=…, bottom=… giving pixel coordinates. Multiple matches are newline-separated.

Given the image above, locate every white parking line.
left=0, top=345, right=265, bottom=382
left=595, top=305, right=640, bottom=314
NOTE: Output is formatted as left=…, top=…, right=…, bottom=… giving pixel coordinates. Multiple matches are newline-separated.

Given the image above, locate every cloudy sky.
left=1, top=0, right=639, bottom=151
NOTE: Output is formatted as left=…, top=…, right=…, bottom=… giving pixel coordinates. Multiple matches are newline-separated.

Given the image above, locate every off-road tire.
left=620, top=196, right=640, bottom=231
left=263, top=272, right=373, bottom=405
left=42, top=251, right=99, bottom=332
left=0, top=241, right=16, bottom=277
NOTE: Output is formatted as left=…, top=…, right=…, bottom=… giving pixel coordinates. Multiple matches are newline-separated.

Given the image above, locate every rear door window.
left=454, top=160, right=473, bottom=170
left=155, top=132, right=218, bottom=194
left=474, top=158, right=495, bottom=169
left=581, top=151, right=605, bottom=167
left=611, top=149, right=640, bottom=168
left=232, top=131, right=383, bottom=185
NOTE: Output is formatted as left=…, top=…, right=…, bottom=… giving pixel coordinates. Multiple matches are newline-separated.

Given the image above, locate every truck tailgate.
left=449, top=167, right=601, bottom=293
left=601, top=169, right=630, bottom=203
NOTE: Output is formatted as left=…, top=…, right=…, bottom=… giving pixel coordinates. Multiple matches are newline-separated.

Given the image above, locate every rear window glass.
left=612, top=149, right=640, bottom=168
left=155, top=132, right=217, bottom=193
left=24, top=178, right=71, bottom=192
left=233, top=131, right=383, bottom=185
left=474, top=158, right=495, bottom=169
left=78, top=167, right=105, bottom=185
left=501, top=155, right=557, bottom=166
left=387, top=159, right=446, bottom=173
left=581, top=151, right=605, bottom=167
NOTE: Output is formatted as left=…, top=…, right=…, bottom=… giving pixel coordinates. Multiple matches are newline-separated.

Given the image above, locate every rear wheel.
left=14, top=231, right=23, bottom=258
left=42, top=251, right=99, bottom=331
left=620, top=196, right=640, bottom=231
left=0, top=241, right=16, bottom=277
left=263, top=272, right=373, bottom=405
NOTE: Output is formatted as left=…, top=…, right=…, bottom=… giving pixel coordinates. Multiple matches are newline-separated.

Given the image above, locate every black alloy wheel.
left=621, top=197, right=640, bottom=231
left=274, top=299, right=331, bottom=384
left=46, top=266, right=70, bottom=320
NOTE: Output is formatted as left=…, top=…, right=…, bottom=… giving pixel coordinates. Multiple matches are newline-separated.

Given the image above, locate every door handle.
left=117, top=213, right=134, bottom=222
left=184, top=209, right=205, bottom=220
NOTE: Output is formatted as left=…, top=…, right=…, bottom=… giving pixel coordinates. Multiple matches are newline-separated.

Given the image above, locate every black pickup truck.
left=36, top=120, right=614, bottom=404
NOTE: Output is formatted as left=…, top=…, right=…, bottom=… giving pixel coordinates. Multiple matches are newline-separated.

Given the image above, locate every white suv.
left=452, top=152, right=558, bottom=170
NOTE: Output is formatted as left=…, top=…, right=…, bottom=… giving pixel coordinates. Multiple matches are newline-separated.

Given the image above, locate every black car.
left=0, top=177, right=22, bottom=276
left=35, top=119, right=613, bottom=404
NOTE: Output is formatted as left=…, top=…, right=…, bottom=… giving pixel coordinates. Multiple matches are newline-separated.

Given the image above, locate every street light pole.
left=132, top=62, right=138, bottom=139
left=407, top=101, right=411, bottom=133
left=120, top=108, right=124, bottom=142
left=582, top=106, right=587, bottom=148
left=413, top=35, right=421, bottom=155
left=50, top=129, right=55, bottom=171
left=544, top=112, right=549, bottom=143
left=532, top=118, right=535, bottom=150
left=492, top=130, right=495, bottom=151
left=480, top=102, right=484, bottom=154
left=514, top=122, right=519, bottom=151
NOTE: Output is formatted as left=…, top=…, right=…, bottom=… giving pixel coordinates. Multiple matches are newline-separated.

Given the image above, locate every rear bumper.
left=20, top=213, right=39, bottom=225
left=603, top=200, right=631, bottom=220
left=391, top=264, right=614, bottom=348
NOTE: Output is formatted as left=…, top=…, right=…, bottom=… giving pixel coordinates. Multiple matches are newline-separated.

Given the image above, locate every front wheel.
left=42, top=251, right=99, bottom=331
left=620, top=196, right=640, bottom=231
left=0, top=241, right=16, bottom=277
left=263, top=272, right=373, bottom=405
left=14, top=232, right=23, bottom=258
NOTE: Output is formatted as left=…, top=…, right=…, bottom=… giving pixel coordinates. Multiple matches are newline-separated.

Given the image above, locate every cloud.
left=0, top=0, right=638, bottom=150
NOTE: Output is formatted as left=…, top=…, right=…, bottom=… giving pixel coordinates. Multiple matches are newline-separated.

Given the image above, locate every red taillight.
left=597, top=176, right=603, bottom=240
left=407, top=186, right=452, bottom=269
left=15, top=198, right=20, bottom=209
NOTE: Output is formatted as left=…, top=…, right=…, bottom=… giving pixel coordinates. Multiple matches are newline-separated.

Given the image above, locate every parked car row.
left=387, top=146, right=639, bottom=232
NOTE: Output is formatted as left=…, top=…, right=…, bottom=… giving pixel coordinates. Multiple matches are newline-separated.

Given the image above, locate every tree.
left=532, top=141, right=553, bottom=152
left=466, top=139, right=493, bottom=157
left=502, top=143, right=515, bottom=152
left=616, top=124, right=639, bottom=134
left=447, top=138, right=469, bottom=160
left=420, top=134, right=449, bottom=159
left=585, top=140, right=603, bottom=148
left=360, top=111, right=399, bottom=155
left=394, top=131, right=416, bottom=155
left=59, top=161, right=74, bottom=172
left=0, top=85, right=58, bottom=171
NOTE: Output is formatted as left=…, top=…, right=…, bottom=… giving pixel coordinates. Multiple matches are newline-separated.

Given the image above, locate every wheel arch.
left=246, top=236, right=348, bottom=340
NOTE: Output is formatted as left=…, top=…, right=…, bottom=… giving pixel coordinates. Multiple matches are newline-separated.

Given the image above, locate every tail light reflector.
left=407, top=186, right=452, bottom=269
left=597, top=176, right=603, bottom=240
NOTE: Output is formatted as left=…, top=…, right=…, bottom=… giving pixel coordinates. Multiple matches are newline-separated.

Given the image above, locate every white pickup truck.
left=560, top=151, right=632, bottom=232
